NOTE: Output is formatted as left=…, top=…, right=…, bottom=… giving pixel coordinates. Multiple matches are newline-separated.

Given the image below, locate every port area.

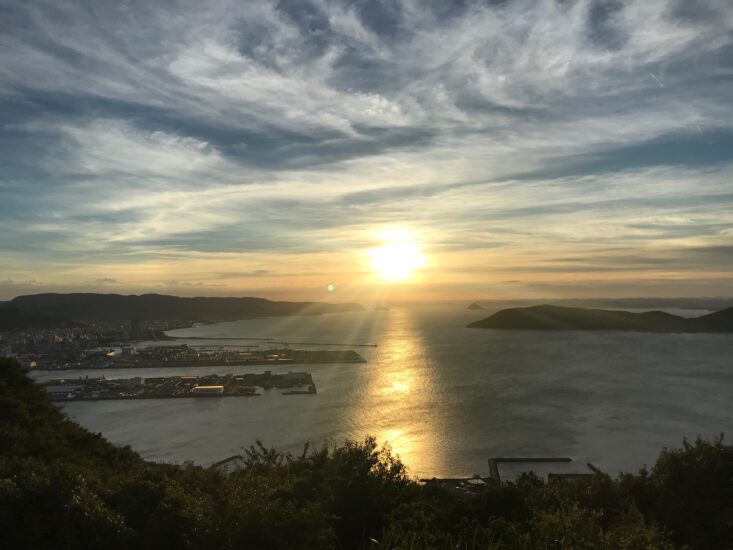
left=487, top=457, right=597, bottom=483
left=420, top=459, right=600, bottom=498
left=42, top=371, right=317, bottom=401
left=33, top=344, right=366, bottom=371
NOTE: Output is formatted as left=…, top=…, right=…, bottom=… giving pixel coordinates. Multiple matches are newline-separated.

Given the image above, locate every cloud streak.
left=0, top=0, right=732, bottom=300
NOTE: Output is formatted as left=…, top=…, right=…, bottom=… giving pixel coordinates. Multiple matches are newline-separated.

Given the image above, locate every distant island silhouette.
left=467, top=304, right=733, bottom=333
left=466, top=302, right=484, bottom=310
left=3, top=293, right=363, bottom=324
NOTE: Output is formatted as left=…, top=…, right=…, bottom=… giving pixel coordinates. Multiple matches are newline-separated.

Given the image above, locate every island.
left=466, top=304, right=733, bottom=333
left=466, top=302, right=484, bottom=310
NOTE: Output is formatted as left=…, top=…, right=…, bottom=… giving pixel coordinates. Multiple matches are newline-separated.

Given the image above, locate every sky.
left=1, top=0, right=732, bottom=302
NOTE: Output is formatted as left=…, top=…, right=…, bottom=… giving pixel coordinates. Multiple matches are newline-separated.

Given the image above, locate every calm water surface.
left=31, top=305, right=733, bottom=478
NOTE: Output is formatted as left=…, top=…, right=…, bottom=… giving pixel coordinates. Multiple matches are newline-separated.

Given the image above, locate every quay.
left=175, top=337, right=378, bottom=348
left=43, top=371, right=317, bottom=401
left=421, top=457, right=599, bottom=498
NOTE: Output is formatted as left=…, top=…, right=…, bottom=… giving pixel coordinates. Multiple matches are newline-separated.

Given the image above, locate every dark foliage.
left=1, top=358, right=731, bottom=549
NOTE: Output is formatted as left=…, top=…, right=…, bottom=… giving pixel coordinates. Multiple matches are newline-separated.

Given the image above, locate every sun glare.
left=369, top=231, right=425, bottom=282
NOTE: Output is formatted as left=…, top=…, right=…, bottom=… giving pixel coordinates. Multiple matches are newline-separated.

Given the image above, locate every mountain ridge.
left=467, top=304, right=733, bottom=333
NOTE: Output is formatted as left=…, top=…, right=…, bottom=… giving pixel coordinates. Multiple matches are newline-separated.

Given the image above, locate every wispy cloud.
left=1, top=0, right=732, bottom=299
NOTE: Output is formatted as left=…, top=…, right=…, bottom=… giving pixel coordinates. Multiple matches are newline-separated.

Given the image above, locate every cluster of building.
left=43, top=370, right=317, bottom=401
left=0, top=320, right=190, bottom=370
left=1, top=314, right=367, bottom=372
left=421, top=457, right=599, bottom=497
left=2, top=338, right=367, bottom=372
left=113, top=345, right=365, bottom=369
left=126, top=344, right=297, bottom=367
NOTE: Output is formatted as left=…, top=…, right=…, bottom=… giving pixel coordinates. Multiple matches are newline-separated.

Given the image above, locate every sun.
left=369, top=231, right=426, bottom=282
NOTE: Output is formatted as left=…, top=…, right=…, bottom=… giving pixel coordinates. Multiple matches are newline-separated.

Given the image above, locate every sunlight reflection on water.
left=354, top=308, right=445, bottom=474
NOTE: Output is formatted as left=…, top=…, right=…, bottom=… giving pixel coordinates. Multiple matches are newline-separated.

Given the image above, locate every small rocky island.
left=466, top=302, right=484, bottom=310
left=467, top=304, right=733, bottom=333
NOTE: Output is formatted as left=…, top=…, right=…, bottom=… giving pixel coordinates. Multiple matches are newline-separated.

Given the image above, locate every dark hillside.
left=8, top=293, right=363, bottom=322
left=0, top=306, right=81, bottom=331
left=695, top=307, right=733, bottom=331
left=1, top=358, right=731, bottom=549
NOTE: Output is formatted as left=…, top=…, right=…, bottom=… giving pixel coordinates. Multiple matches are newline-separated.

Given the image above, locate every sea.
left=29, top=304, right=733, bottom=478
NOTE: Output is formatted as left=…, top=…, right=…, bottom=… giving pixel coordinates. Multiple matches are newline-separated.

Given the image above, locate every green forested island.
left=467, top=304, right=733, bottom=333
left=1, top=358, right=731, bottom=549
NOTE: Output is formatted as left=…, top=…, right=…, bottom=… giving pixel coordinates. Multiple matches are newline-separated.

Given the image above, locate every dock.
left=420, top=457, right=600, bottom=498
left=487, top=457, right=596, bottom=483
left=175, top=337, right=378, bottom=347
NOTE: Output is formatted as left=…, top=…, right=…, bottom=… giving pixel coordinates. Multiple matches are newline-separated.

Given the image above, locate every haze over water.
left=33, top=305, right=733, bottom=478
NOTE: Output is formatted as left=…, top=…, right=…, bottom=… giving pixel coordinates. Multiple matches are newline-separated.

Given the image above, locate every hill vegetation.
left=7, top=293, right=363, bottom=322
left=467, top=304, right=733, bottom=332
left=0, top=306, right=83, bottom=331
left=1, top=358, right=732, bottom=549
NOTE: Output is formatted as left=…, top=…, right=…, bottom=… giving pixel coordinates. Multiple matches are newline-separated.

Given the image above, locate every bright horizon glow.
left=369, top=231, right=426, bottom=282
